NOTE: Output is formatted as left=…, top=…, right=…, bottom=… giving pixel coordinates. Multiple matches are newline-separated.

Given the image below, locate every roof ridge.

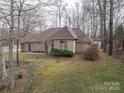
left=48, top=26, right=78, bottom=40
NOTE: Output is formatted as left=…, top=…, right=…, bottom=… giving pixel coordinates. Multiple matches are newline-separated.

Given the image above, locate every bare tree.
left=109, top=0, right=114, bottom=55
left=9, top=0, right=15, bottom=89
left=15, top=0, right=25, bottom=66
left=0, top=45, right=8, bottom=90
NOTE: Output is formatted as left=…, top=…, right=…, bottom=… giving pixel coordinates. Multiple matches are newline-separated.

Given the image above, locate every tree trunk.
left=16, top=10, right=21, bottom=66
left=0, top=47, right=8, bottom=89
left=9, top=0, right=15, bottom=89
left=109, top=0, right=114, bottom=55
left=103, top=0, right=107, bottom=52
left=16, top=39, right=19, bottom=66
left=97, top=0, right=104, bottom=49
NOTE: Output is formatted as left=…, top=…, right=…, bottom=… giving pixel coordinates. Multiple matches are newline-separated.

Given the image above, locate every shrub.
left=51, top=49, right=74, bottom=57
left=83, top=45, right=98, bottom=61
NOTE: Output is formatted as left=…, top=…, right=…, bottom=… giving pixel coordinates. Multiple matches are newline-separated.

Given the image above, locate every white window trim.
left=60, top=40, right=68, bottom=50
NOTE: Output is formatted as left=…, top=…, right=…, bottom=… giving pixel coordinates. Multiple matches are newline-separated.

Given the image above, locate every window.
left=28, top=43, right=32, bottom=52
left=60, top=40, right=68, bottom=50
left=51, top=41, right=54, bottom=49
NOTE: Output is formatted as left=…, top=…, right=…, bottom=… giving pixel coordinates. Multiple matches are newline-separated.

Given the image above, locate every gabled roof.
left=20, top=32, right=40, bottom=43
left=20, top=26, right=92, bottom=43
left=20, top=28, right=60, bottom=43
left=49, top=26, right=78, bottom=40
left=38, top=28, right=60, bottom=42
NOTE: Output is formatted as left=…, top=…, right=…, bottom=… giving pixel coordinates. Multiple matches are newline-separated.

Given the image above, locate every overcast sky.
left=29, top=0, right=77, bottom=7
left=65, top=0, right=76, bottom=6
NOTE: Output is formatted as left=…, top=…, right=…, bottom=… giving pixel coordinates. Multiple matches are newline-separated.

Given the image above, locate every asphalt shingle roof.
left=49, top=26, right=78, bottom=40
left=20, top=26, right=92, bottom=43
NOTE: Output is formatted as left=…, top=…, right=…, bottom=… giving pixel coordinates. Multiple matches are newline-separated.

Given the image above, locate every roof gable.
left=20, top=27, right=92, bottom=43
left=38, top=28, right=60, bottom=42
left=49, top=26, right=78, bottom=40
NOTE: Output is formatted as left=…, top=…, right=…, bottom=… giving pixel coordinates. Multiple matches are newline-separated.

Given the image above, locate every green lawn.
left=13, top=52, right=124, bottom=93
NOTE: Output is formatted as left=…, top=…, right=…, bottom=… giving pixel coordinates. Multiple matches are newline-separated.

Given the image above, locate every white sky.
left=65, top=0, right=77, bottom=7
left=28, top=0, right=77, bottom=7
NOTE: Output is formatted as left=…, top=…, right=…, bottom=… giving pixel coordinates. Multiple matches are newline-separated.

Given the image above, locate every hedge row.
left=51, top=49, right=74, bottom=57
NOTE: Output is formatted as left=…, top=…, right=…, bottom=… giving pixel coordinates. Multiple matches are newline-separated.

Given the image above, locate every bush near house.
left=51, top=49, right=74, bottom=57
left=83, top=45, right=98, bottom=61
left=114, top=25, right=124, bottom=50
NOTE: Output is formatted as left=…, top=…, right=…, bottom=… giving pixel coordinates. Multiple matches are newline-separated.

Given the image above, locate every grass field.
left=7, top=52, right=124, bottom=93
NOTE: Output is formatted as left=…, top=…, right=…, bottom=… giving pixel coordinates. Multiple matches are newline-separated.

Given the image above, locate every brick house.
left=20, top=26, right=92, bottom=54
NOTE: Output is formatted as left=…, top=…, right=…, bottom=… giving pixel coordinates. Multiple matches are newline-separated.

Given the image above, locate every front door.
left=28, top=43, right=32, bottom=52
left=45, top=42, right=48, bottom=53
